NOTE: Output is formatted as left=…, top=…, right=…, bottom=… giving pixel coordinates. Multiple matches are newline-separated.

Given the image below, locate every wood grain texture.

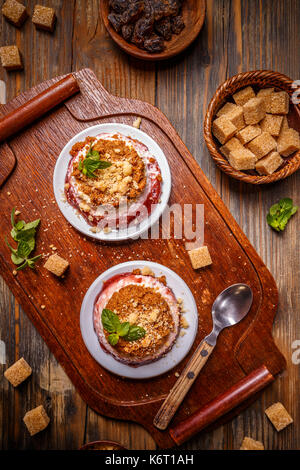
left=0, top=0, right=299, bottom=450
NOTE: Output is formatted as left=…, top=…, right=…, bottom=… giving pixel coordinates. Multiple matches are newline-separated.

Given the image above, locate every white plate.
left=80, top=261, right=198, bottom=379
left=53, top=123, right=171, bottom=241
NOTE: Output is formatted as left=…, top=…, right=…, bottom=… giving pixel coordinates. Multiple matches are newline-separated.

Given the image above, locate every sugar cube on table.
left=228, top=147, right=257, bottom=170
left=212, top=116, right=237, bottom=144
left=277, top=128, right=300, bottom=157
left=236, top=124, right=261, bottom=145
left=265, top=402, right=293, bottom=432
left=216, top=102, right=238, bottom=117
left=257, top=88, right=274, bottom=113
left=220, top=137, right=243, bottom=158
left=32, top=5, right=56, bottom=32
left=240, top=437, right=264, bottom=450
left=23, top=405, right=50, bottom=436
left=44, top=254, right=69, bottom=277
left=0, top=45, right=23, bottom=71
left=188, top=246, right=212, bottom=270
left=4, top=357, right=32, bottom=387
left=270, top=91, right=289, bottom=115
left=2, top=0, right=28, bottom=28
left=233, top=86, right=256, bottom=106
left=256, top=151, right=283, bottom=175
left=243, top=97, right=266, bottom=125
left=248, top=132, right=277, bottom=159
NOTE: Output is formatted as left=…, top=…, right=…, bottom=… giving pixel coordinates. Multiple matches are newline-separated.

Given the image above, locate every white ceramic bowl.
left=53, top=123, right=171, bottom=241
left=80, top=261, right=198, bottom=379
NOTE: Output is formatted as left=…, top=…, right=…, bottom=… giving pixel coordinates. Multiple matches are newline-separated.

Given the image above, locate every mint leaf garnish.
left=123, top=325, right=146, bottom=342
left=79, top=144, right=111, bottom=178
left=101, top=309, right=146, bottom=346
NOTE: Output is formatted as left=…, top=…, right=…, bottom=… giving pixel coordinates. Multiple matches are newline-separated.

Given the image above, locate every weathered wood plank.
left=0, top=0, right=87, bottom=451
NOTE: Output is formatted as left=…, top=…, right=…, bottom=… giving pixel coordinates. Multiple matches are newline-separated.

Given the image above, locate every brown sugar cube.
left=32, top=5, right=56, bottom=32
left=256, top=151, right=283, bottom=175
left=240, top=437, right=264, bottom=451
left=216, top=102, right=238, bottom=117
left=257, top=88, right=274, bottom=112
left=4, top=357, right=32, bottom=387
left=277, top=128, right=300, bottom=157
left=188, top=246, right=212, bottom=270
left=243, top=97, right=266, bottom=125
left=23, top=405, right=50, bottom=436
left=226, top=106, right=245, bottom=131
left=228, top=147, right=257, bottom=170
left=212, top=116, right=237, bottom=144
left=0, top=45, right=23, bottom=71
left=265, top=402, right=293, bottom=431
left=270, top=91, right=289, bottom=115
left=2, top=0, right=28, bottom=27
left=248, top=132, right=277, bottom=159
left=277, top=116, right=289, bottom=140
left=220, top=137, right=243, bottom=159
left=236, top=124, right=261, bottom=145
left=281, top=116, right=289, bottom=132
left=260, top=114, right=283, bottom=137
left=44, top=254, right=69, bottom=277
left=233, top=86, right=256, bottom=106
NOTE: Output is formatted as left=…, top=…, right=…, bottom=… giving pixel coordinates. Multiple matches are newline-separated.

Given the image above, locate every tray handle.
left=169, top=365, right=274, bottom=446
left=0, top=74, right=79, bottom=143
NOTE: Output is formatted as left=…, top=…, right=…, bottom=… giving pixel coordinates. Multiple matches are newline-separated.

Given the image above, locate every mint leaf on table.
left=267, top=198, right=298, bottom=232
left=17, top=240, right=32, bottom=259
left=79, top=145, right=112, bottom=178
left=5, top=208, right=41, bottom=271
left=101, top=309, right=146, bottom=346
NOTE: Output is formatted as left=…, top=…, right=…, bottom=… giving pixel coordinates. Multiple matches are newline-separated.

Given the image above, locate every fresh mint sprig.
left=78, top=145, right=112, bottom=178
left=267, top=198, right=298, bottom=232
left=101, top=308, right=146, bottom=346
left=5, top=208, right=41, bottom=271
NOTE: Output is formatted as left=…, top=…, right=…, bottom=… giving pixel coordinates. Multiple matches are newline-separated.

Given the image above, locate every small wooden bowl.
left=80, top=440, right=127, bottom=450
left=204, top=70, right=300, bottom=184
left=100, top=0, right=206, bottom=61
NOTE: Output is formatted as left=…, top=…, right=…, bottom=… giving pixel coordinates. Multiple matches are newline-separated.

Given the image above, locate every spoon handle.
left=153, top=341, right=215, bottom=430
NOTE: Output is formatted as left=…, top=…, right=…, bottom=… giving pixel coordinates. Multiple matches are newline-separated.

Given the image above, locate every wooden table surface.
left=0, top=0, right=299, bottom=451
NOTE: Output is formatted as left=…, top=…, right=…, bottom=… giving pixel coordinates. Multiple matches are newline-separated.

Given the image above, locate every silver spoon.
left=153, top=283, right=253, bottom=430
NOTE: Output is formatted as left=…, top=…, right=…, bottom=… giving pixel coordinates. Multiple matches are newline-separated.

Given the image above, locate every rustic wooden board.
left=0, top=68, right=286, bottom=448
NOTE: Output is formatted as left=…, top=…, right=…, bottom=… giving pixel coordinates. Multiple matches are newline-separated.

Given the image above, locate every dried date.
left=122, top=24, right=134, bottom=41
left=155, top=17, right=172, bottom=41
left=144, top=34, right=165, bottom=53
left=171, top=14, right=185, bottom=34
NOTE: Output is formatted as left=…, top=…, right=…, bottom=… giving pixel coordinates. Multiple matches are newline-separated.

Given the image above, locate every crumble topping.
left=70, top=135, right=146, bottom=208
left=105, top=284, right=175, bottom=357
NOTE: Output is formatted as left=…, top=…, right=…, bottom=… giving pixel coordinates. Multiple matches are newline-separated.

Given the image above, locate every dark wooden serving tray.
left=0, top=69, right=285, bottom=448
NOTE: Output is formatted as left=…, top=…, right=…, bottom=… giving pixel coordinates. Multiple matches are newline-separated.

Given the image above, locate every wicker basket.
left=204, top=70, right=300, bottom=184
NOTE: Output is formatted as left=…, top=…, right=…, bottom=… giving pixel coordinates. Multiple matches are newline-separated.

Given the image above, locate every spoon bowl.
left=212, top=284, right=253, bottom=328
